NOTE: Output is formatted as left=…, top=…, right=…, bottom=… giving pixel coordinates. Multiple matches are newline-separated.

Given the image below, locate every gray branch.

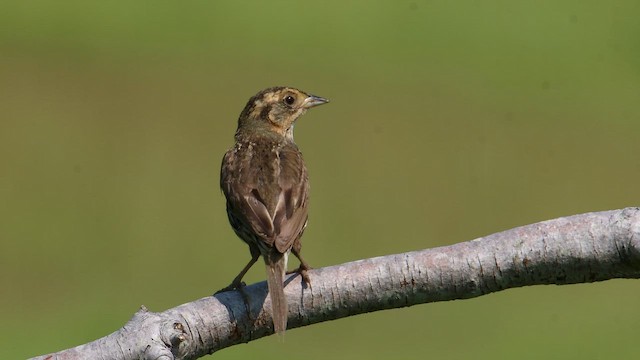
left=31, top=207, right=640, bottom=360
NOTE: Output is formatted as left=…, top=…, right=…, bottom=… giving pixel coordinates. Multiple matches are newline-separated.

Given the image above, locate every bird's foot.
left=287, top=265, right=312, bottom=287
left=214, top=281, right=247, bottom=295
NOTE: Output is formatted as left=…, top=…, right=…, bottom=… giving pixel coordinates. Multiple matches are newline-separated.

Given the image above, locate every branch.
left=31, top=207, right=640, bottom=360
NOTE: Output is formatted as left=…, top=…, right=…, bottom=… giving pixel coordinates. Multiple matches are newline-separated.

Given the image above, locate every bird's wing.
left=221, top=143, right=309, bottom=254
left=221, top=148, right=275, bottom=241
left=272, top=145, right=309, bottom=253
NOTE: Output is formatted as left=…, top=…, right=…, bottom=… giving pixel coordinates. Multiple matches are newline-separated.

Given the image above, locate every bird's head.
left=236, top=87, right=328, bottom=141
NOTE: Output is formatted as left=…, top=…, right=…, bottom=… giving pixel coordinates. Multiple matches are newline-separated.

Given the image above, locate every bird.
left=218, top=86, right=328, bottom=334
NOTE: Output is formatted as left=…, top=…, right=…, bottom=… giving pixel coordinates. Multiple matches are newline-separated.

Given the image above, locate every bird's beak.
left=302, top=95, right=329, bottom=109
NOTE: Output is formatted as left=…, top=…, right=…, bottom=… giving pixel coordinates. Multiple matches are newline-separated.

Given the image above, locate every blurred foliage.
left=1, top=1, right=639, bottom=359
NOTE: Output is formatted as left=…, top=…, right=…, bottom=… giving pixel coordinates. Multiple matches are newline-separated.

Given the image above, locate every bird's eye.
left=284, top=95, right=295, bottom=106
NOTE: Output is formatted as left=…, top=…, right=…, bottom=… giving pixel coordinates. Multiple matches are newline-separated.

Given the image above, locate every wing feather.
left=221, top=140, right=309, bottom=254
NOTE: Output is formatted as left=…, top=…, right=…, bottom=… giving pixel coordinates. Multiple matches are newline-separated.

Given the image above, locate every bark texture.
left=31, top=208, right=640, bottom=360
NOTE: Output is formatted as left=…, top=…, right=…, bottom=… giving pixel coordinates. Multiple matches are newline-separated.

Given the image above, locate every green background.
left=2, top=1, right=639, bottom=359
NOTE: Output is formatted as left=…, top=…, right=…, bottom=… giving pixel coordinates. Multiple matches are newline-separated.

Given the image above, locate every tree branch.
left=31, top=207, right=640, bottom=360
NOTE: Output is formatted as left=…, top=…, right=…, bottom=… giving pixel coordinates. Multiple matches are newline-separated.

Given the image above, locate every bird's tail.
left=265, top=252, right=288, bottom=335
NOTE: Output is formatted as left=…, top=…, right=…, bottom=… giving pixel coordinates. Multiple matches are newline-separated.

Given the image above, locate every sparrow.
left=219, top=86, right=328, bottom=334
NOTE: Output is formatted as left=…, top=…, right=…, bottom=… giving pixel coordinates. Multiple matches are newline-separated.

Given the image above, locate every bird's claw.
left=287, top=266, right=312, bottom=287
left=214, top=281, right=247, bottom=295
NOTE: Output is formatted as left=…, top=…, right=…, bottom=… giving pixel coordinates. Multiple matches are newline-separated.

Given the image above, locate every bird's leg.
left=288, top=245, right=312, bottom=286
left=215, top=252, right=260, bottom=294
